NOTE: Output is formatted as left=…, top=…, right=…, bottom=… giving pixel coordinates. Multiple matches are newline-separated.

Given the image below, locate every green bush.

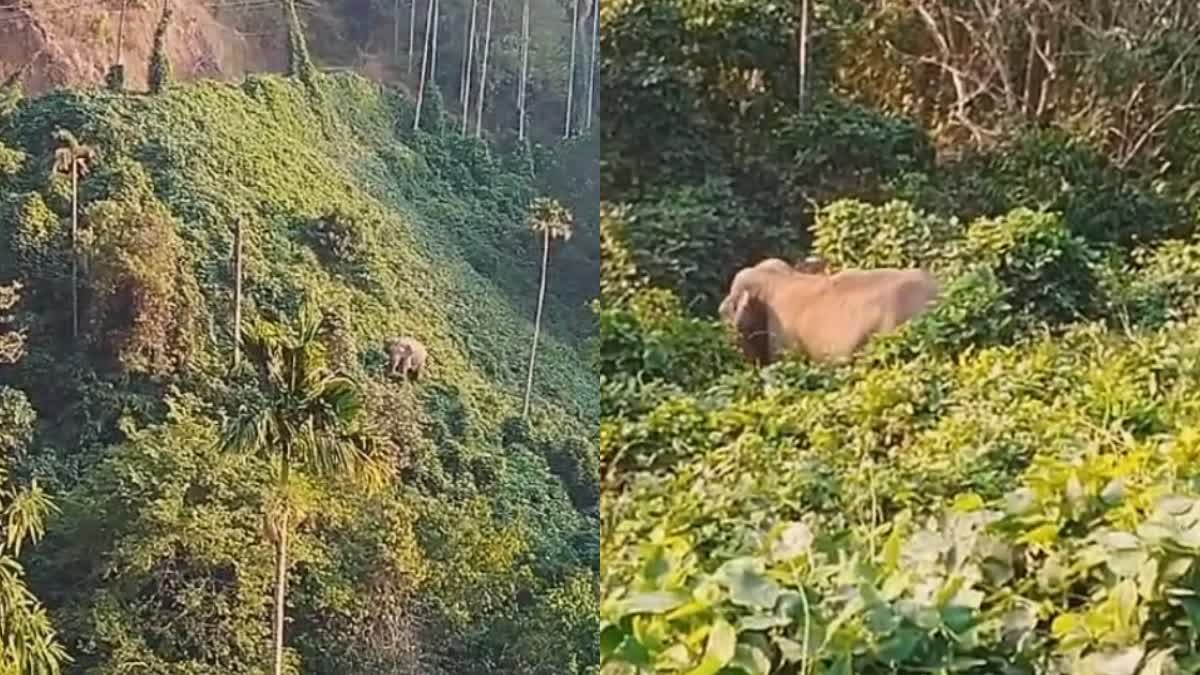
left=620, top=178, right=793, bottom=312
left=936, top=129, right=1186, bottom=247
left=956, top=208, right=1103, bottom=328
left=598, top=287, right=736, bottom=391
left=812, top=198, right=961, bottom=270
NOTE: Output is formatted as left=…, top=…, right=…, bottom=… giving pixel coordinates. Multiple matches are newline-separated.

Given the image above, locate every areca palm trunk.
left=474, top=0, right=494, bottom=138
left=70, top=160, right=78, bottom=341
left=564, top=0, right=579, bottom=138
left=407, top=0, right=417, bottom=73
left=116, top=0, right=129, bottom=66
left=522, top=228, right=550, bottom=419
left=585, top=0, right=597, bottom=129
left=272, top=458, right=291, bottom=675
left=798, top=0, right=809, bottom=113
left=414, top=0, right=435, bottom=130
left=518, top=0, right=530, bottom=141
left=233, top=219, right=243, bottom=370
left=430, top=0, right=439, bottom=79
left=461, top=0, right=479, bottom=133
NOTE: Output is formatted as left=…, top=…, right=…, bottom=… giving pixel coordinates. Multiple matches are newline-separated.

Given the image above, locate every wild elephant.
left=718, top=258, right=802, bottom=364
left=718, top=263, right=939, bottom=365
left=385, top=336, right=428, bottom=381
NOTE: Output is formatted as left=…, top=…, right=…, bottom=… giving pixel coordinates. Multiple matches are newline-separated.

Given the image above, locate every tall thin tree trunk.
left=394, top=0, right=400, bottom=62
left=115, top=0, right=129, bottom=65
left=474, top=0, right=494, bottom=138
left=523, top=228, right=549, bottom=419
left=271, top=492, right=289, bottom=675
left=70, top=162, right=78, bottom=342
left=233, top=218, right=243, bottom=370
left=430, top=0, right=439, bottom=80
left=461, top=0, right=479, bottom=133
left=414, top=0, right=435, bottom=130
left=798, top=0, right=809, bottom=113
left=408, top=0, right=417, bottom=73
left=518, top=0, right=530, bottom=142
left=585, top=0, right=597, bottom=130
left=564, top=0, right=579, bottom=138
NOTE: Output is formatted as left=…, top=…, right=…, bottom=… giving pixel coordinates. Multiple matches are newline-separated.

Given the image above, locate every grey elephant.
left=718, top=261, right=939, bottom=365
left=385, top=336, right=428, bottom=381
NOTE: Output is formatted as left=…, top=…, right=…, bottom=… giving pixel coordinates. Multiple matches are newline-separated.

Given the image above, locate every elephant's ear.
left=732, top=292, right=770, bottom=366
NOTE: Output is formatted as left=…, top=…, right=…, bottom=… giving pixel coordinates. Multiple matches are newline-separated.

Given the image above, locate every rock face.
left=0, top=0, right=284, bottom=94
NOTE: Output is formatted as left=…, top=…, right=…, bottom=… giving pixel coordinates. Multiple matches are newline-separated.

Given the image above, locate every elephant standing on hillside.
left=718, top=260, right=939, bottom=365
left=386, top=336, right=428, bottom=381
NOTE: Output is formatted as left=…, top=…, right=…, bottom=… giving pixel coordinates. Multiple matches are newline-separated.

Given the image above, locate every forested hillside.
left=601, top=1, right=1200, bottom=673
left=0, top=7, right=599, bottom=673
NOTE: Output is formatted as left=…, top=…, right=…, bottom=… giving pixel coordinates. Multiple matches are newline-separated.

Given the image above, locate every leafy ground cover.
left=0, top=69, right=598, bottom=674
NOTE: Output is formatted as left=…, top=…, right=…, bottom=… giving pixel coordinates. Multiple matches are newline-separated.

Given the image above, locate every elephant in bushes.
left=386, top=336, right=427, bottom=381
left=718, top=259, right=939, bottom=365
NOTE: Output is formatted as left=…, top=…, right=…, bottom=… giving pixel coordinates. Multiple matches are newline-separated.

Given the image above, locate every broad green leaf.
left=729, top=643, right=771, bottom=675
left=739, top=614, right=792, bottom=631
left=1050, top=612, right=1081, bottom=639
left=1020, top=523, right=1061, bottom=547
left=775, top=636, right=805, bottom=664
left=952, top=493, right=984, bottom=512
left=876, top=626, right=922, bottom=663
left=601, top=624, right=627, bottom=658
left=684, top=619, right=736, bottom=675
left=718, top=558, right=781, bottom=609
left=619, top=590, right=690, bottom=617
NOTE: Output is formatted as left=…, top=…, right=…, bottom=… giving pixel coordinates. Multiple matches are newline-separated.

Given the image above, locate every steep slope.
left=0, top=71, right=597, bottom=673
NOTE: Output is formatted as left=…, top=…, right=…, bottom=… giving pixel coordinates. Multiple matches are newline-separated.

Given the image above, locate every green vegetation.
left=0, top=60, right=597, bottom=674
left=601, top=1, right=1200, bottom=673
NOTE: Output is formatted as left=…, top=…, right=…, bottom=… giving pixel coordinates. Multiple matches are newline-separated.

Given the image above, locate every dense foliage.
left=602, top=1, right=1200, bottom=673
left=0, top=67, right=597, bottom=673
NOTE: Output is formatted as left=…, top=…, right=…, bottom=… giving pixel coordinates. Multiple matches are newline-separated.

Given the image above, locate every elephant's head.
left=718, top=258, right=796, bottom=325
left=718, top=260, right=799, bottom=365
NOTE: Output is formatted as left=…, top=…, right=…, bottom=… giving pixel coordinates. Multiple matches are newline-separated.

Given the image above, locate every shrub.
left=813, top=198, right=962, bottom=270
left=1108, top=237, right=1200, bottom=329
left=956, top=208, right=1103, bottom=327
left=82, top=191, right=205, bottom=376
left=938, top=129, right=1186, bottom=247
left=303, top=207, right=378, bottom=279
left=598, top=287, right=736, bottom=391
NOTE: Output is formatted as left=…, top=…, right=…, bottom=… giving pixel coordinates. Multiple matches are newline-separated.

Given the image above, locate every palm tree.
left=585, top=0, right=597, bottom=130
left=517, top=0, right=531, bottom=142
left=460, top=0, right=480, bottom=133
left=221, top=304, right=382, bottom=675
left=564, top=0, right=579, bottom=138
left=414, top=0, right=435, bottom=130
left=429, top=0, right=440, bottom=80
left=51, top=130, right=96, bottom=343
left=407, top=0, right=416, bottom=73
left=474, top=0, right=494, bottom=138
left=798, top=0, right=809, bottom=113
left=232, top=217, right=244, bottom=370
left=0, top=282, right=68, bottom=674
left=522, top=198, right=573, bottom=419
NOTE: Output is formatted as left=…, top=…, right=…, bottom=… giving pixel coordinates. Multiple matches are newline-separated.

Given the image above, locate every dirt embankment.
left=0, top=0, right=286, bottom=94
